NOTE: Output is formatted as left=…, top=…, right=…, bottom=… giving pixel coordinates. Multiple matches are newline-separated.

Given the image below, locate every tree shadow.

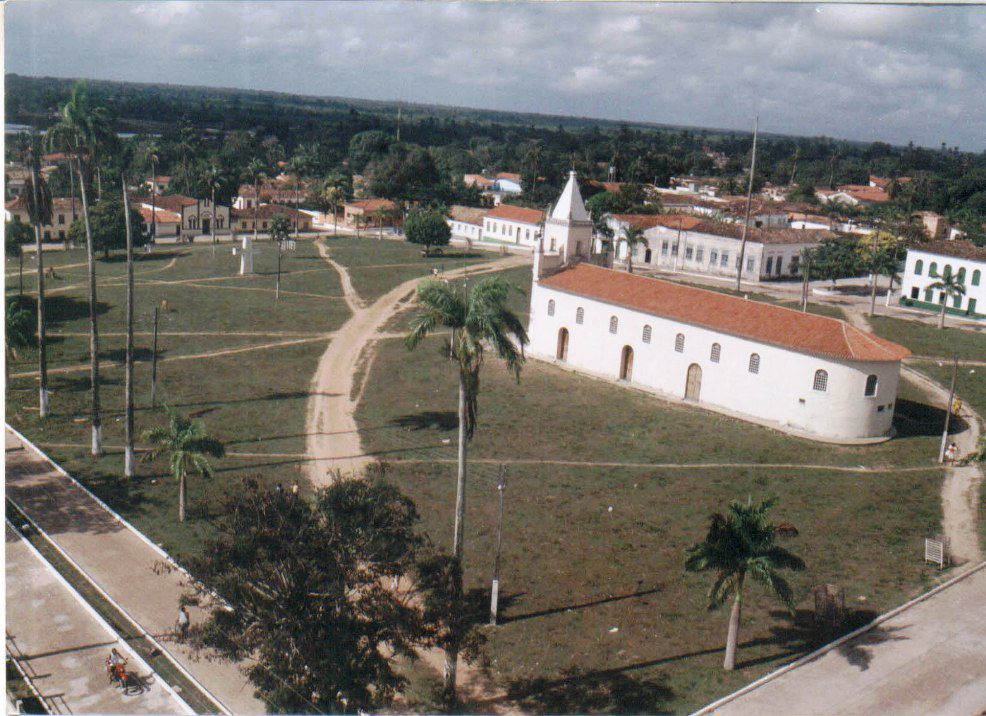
left=503, top=586, right=662, bottom=624
left=100, top=251, right=186, bottom=264
left=390, top=411, right=458, bottom=432
left=102, top=347, right=157, bottom=364
left=894, top=398, right=966, bottom=438
left=507, top=668, right=675, bottom=714
left=45, top=295, right=111, bottom=327
left=52, top=374, right=122, bottom=392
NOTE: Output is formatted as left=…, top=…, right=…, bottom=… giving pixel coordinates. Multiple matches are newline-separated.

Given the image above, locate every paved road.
left=5, top=523, right=191, bottom=715
left=5, top=427, right=266, bottom=714
left=704, top=563, right=986, bottom=716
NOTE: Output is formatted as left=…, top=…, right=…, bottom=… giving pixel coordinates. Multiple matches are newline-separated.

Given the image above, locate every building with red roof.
left=528, top=171, right=909, bottom=442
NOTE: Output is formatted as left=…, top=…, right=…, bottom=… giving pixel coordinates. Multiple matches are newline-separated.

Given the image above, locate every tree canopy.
left=404, top=210, right=451, bottom=255
left=67, top=197, right=147, bottom=258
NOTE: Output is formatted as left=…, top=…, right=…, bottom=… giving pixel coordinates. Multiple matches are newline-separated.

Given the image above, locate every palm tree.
left=25, top=136, right=53, bottom=418
left=144, top=407, right=225, bottom=522
left=47, top=81, right=112, bottom=456
left=122, top=180, right=137, bottom=478
left=927, top=271, right=967, bottom=330
left=142, top=142, right=161, bottom=242
left=200, top=165, right=224, bottom=247
left=685, top=497, right=805, bottom=671
left=868, top=244, right=900, bottom=316
left=404, top=276, right=528, bottom=701
left=243, top=158, right=268, bottom=242
left=621, top=225, right=648, bottom=274
left=322, top=185, right=346, bottom=237
left=5, top=297, right=33, bottom=382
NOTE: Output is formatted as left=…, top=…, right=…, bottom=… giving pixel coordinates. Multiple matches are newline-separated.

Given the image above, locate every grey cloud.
left=6, top=1, right=985, bottom=150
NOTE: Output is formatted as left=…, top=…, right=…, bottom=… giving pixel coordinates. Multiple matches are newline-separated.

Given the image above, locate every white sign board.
left=924, top=538, right=948, bottom=568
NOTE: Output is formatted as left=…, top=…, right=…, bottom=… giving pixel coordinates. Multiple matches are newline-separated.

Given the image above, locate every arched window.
left=674, top=333, right=685, bottom=353
left=710, top=343, right=721, bottom=363
left=813, top=369, right=828, bottom=392
left=642, top=325, right=652, bottom=343
left=914, top=259, right=923, bottom=275
left=576, top=307, right=584, bottom=325
left=957, top=267, right=966, bottom=284
left=865, top=374, right=878, bottom=397
left=748, top=353, right=760, bottom=374
left=974, top=270, right=982, bottom=287
left=609, top=316, right=618, bottom=334
left=943, top=264, right=953, bottom=278
left=547, top=299, right=555, bottom=317
left=929, top=262, right=938, bottom=277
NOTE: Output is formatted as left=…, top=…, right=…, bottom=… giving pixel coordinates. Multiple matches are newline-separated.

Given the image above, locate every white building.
left=529, top=171, right=910, bottom=442
left=482, top=204, right=544, bottom=247
left=608, top=214, right=835, bottom=282
left=135, top=195, right=231, bottom=240
left=899, top=241, right=985, bottom=320
left=447, top=206, right=486, bottom=243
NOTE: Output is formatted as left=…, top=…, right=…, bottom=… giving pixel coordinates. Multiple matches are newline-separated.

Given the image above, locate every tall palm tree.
left=322, top=185, right=346, bottom=237
left=200, top=165, right=224, bottom=247
left=685, top=497, right=805, bottom=671
left=144, top=407, right=225, bottom=522
left=122, top=180, right=137, bottom=478
left=404, top=276, right=528, bottom=701
left=621, top=225, right=648, bottom=274
left=243, top=158, right=268, bottom=242
left=25, top=137, right=53, bottom=418
left=47, top=81, right=112, bottom=456
left=927, top=272, right=967, bottom=330
left=868, top=244, right=900, bottom=316
left=142, top=141, right=161, bottom=242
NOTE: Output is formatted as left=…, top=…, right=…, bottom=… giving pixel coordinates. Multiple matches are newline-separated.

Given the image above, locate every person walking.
left=290, top=480, right=299, bottom=498
left=946, top=441, right=959, bottom=465
left=176, top=605, right=190, bottom=643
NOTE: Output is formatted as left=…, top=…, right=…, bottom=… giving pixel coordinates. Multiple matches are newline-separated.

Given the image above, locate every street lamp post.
left=489, top=465, right=507, bottom=626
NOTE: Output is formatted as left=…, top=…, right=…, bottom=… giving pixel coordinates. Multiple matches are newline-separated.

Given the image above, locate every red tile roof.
left=611, top=213, right=704, bottom=231
left=495, top=172, right=522, bottom=182
left=835, top=185, right=890, bottom=204
left=448, top=205, right=486, bottom=226
left=152, top=194, right=198, bottom=212
left=687, top=220, right=836, bottom=245
left=485, top=204, right=544, bottom=225
left=138, top=206, right=181, bottom=223
left=540, top=263, right=910, bottom=363
left=908, top=240, right=986, bottom=263
left=345, top=198, right=397, bottom=213
left=232, top=204, right=306, bottom=220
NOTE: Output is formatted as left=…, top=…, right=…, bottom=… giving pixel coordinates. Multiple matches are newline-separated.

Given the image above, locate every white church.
left=528, top=172, right=912, bottom=443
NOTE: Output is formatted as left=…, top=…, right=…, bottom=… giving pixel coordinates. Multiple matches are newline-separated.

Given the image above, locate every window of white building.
left=661, top=241, right=669, bottom=255
left=710, top=343, right=721, bottom=363
left=547, top=299, right=555, bottom=316
left=685, top=247, right=693, bottom=260
left=609, top=316, right=618, bottom=334
left=675, top=333, right=685, bottom=352
left=642, top=325, right=652, bottom=343
left=720, top=252, right=729, bottom=267
left=576, top=307, right=584, bottom=324
left=914, top=259, right=923, bottom=275
left=696, top=248, right=704, bottom=262
left=710, top=250, right=718, bottom=264
left=865, top=374, right=878, bottom=397
left=748, top=353, right=760, bottom=374
left=813, top=369, right=828, bottom=392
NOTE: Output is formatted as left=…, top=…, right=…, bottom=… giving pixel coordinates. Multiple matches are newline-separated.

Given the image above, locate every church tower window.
left=642, top=325, right=652, bottom=343
left=576, top=307, right=584, bottom=324
left=547, top=299, right=555, bottom=316
left=675, top=333, right=685, bottom=353
left=609, top=316, right=618, bottom=334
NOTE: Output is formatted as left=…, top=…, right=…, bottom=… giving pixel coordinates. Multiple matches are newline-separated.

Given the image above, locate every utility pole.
left=735, top=116, right=759, bottom=292
left=122, top=179, right=136, bottom=478
left=490, top=465, right=507, bottom=626
left=150, top=306, right=160, bottom=408
left=938, top=354, right=959, bottom=463
left=869, top=232, right=880, bottom=317
left=789, top=146, right=800, bottom=187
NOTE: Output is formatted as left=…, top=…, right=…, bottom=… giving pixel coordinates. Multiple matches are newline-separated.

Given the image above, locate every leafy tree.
left=184, top=476, right=424, bottom=713
left=200, top=165, right=225, bottom=245
left=319, top=185, right=347, bottom=236
left=5, top=297, right=34, bottom=379
left=368, top=144, right=440, bottom=202
left=810, top=237, right=864, bottom=286
left=143, top=407, right=225, bottom=522
left=685, top=497, right=805, bottom=671
left=348, top=130, right=393, bottom=172
left=67, top=197, right=147, bottom=259
left=5, top=220, right=32, bottom=296
left=620, top=225, right=648, bottom=274
left=404, top=277, right=528, bottom=701
left=404, top=210, right=451, bottom=256
left=926, top=271, right=967, bottom=330
left=243, top=158, right=268, bottom=241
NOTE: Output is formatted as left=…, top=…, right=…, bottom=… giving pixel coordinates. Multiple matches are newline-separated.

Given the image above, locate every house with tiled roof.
left=447, top=205, right=486, bottom=243
left=6, top=196, right=81, bottom=243
left=145, top=176, right=172, bottom=195
left=134, top=194, right=231, bottom=240
left=817, top=185, right=890, bottom=206
left=899, top=240, right=985, bottom=320
left=231, top=204, right=313, bottom=233
left=482, top=204, right=544, bottom=247
left=528, top=171, right=909, bottom=441
left=342, top=199, right=398, bottom=229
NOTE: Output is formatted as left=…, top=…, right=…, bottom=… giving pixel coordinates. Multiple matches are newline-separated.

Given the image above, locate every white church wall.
left=529, top=282, right=900, bottom=441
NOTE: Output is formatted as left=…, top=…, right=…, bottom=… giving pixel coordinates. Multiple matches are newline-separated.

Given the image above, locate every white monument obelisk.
left=232, top=233, right=260, bottom=275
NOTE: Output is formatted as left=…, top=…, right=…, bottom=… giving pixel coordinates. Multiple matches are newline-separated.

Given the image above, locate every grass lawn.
left=354, top=317, right=950, bottom=712
left=868, top=315, right=986, bottom=361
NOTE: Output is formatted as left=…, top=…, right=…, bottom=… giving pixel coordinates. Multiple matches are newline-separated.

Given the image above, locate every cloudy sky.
left=7, top=2, right=986, bottom=150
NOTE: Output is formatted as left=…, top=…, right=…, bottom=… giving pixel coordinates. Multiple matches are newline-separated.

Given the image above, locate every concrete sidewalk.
left=5, top=427, right=266, bottom=714
left=703, top=563, right=986, bottom=716
left=5, top=523, right=192, bottom=714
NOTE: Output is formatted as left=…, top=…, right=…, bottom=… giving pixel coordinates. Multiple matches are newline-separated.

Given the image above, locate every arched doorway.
left=685, top=363, right=702, bottom=400
left=556, top=328, right=569, bottom=361
left=644, top=248, right=653, bottom=263
left=619, top=345, right=634, bottom=381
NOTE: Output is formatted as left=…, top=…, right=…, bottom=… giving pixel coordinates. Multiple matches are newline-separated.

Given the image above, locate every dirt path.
left=304, top=254, right=526, bottom=485
left=846, top=308, right=984, bottom=564
left=315, top=239, right=365, bottom=313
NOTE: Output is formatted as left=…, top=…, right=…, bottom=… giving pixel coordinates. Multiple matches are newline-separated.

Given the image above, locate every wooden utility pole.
left=938, top=354, right=959, bottom=463
left=150, top=306, right=160, bottom=408
left=869, top=233, right=880, bottom=317
left=490, top=465, right=507, bottom=626
left=735, top=116, right=759, bottom=292
left=122, top=179, right=136, bottom=478
left=801, top=252, right=812, bottom=312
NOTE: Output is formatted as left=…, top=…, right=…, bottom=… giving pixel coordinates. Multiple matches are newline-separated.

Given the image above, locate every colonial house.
left=447, top=206, right=486, bottom=243
left=899, top=241, right=985, bottom=320
left=463, top=172, right=523, bottom=206
left=136, top=195, right=231, bottom=240
left=816, top=185, right=890, bottom=206
left=342, top=199, right=398, bottom=228
left=911, top=211, right=950, bottom=240
left=4, top=165, right=29, bottom=199
left=870, top=175, right=911, bottom=191
left=5, top=196, right=80, bottom=242
left=231, top=204, right=313, bottom=233
left=482, top=204, right=544, bottom=247
left=235, top=175, right=312, bottom=209
left=138, top=206, right=181, bottom=237
left=608, top=213, right=834, bottom=281
left=145, top=176, right=172, bottom=195
left=529, top=171, right=911, bottom=442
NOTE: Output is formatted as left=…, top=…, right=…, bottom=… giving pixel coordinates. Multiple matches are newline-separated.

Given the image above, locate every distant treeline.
left=6, top=73, right=986, bottom=228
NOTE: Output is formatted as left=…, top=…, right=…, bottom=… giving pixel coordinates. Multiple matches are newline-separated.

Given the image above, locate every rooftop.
left=540, top=263, right=910, bottom=363
left=344, top=198, right=397, bottom=213
left=610, top=213, right=704, bottom=231
left=908, top=240, right=986, bottom=263
left=686, top=220, right=836, bottom=245
left=486, top=204, right=544, bottom=225
left=448, top=205, right=486, bottom=226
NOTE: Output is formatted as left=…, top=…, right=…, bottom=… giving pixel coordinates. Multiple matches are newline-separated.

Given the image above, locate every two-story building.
left=136, top=195, right=231, bottom=240
left=482, top=204, right=544, bottom=248
left=899, top=240, right=985, bottom=320
left=231, top=204, right=313, bottom=233
left=5, top=196, right=79, bottom=243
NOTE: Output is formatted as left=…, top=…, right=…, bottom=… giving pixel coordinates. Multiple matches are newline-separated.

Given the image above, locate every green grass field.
left=868, top=315, right=985, bottom=361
